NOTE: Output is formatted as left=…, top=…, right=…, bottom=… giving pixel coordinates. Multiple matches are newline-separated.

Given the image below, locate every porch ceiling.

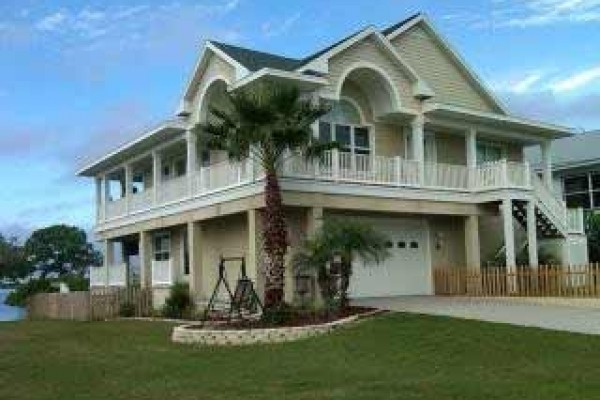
left=77, top=120, right=187, bottom=177
left=423, top=103, right=573, bottom=142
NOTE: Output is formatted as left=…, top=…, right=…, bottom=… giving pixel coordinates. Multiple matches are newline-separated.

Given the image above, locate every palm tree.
left=294, top=219, right=390, bottom=309
left=195, top=82, right=331, bottom=310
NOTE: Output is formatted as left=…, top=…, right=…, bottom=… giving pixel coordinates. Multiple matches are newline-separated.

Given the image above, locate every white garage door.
left=349, top=218, right=431, bottom=298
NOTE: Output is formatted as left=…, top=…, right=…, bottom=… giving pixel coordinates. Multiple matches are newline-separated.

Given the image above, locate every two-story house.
left=78, top=13, right=587, bottom=307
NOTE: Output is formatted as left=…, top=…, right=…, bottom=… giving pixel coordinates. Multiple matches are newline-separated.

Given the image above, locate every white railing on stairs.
left=531, top=173, right=568, bottom=233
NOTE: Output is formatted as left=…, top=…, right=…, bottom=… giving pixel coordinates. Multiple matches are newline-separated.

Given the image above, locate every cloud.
left=549, top=66, right=600, bottom=92
left=35, top=11, right=67, bottom=32
left=500, top=89, right=600, bottom=130
left=443, top=0, right=600, bottom=29
left=261, top=12, right=301, bottom=38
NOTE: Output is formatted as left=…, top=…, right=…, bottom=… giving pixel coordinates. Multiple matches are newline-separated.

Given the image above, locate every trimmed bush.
left=162, top=282, right=193, bottom=319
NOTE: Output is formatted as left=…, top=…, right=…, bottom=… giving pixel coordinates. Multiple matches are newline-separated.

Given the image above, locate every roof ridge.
left=381, top=12, right=422, bottom=36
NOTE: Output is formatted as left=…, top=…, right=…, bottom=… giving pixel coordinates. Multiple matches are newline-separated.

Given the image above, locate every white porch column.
left=102, top=174, right=109, bottom=219
left=246, top=209, right=265, bottom=302
left=527, top=201, right=539, bottom=268
left=411, top=115, right=425, bottom=184
left=95, top=176, right=103, bottom=221
left=152, top=150, right=161, bottom=205
left=187, top=221, right=202, bottom=298
left=502, top=199, right=517, bottom=292
left=124, top=164, right=132, bottom=214
left=466, top=128, right=477, bottom=189
left=186, top=130, right=197, bottom=196
left=465, top=215, right=481, bottom=271
left=103, top=239, right=114, bottom=287
left=501, top=199, right=516, bottom=269
left=541, top=141, right=553, bottom=188
left=139, top=231, right=152, bottom=288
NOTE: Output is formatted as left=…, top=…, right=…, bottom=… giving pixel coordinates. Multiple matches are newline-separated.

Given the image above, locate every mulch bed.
left=189, top=306, right=379, bottom=330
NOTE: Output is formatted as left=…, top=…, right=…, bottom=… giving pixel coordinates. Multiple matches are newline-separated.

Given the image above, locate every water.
left=0, top=289, right=25, bottom=322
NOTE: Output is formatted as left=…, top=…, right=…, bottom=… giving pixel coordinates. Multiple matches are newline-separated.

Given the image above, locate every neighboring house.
left=78, top=13, right=587, bottom=306
left=527, top=130, right=600, bottom=211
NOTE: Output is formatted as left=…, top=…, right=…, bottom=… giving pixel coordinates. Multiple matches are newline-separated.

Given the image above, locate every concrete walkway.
left=354, top=296, right=600, bottom=335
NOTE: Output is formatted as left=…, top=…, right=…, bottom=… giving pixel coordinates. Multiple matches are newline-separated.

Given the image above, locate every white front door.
left=349, top=218, right=431, bottom=298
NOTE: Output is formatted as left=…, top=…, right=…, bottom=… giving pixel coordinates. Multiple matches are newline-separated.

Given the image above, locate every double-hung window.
left=154, top=232, right=171, bottom=262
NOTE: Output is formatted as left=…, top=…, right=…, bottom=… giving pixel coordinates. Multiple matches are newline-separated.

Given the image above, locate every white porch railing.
left=89, top=265, right=107, bottom=287
left=157, top=175, right=188, bottom=204
left=424, top=162, right=469, bottom=190
left=194, top=158, right=252, bottom=194
left=105, top=198, right=127, bottom=219
left=151, top=260, right=172, bottom=286
left=129, top=189, right=153, bottom=212
left=567, top=208, right=585, bottom=234
left=108, top=263, right=127, bottom=286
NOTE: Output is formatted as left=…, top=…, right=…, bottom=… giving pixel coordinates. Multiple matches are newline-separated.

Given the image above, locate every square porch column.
left=411, top=115, right=425, bottom=184
left=466, top=128, right=477, bottom=188
left=103, top=239, right=114, bottom=287
left=501, top=199, right=516, bottom=270
left=464, top=215, right=481, bottom=271
left=186, top=130, right=197, bottom=196
left=526, top=201, right=539, bottom=268
left=541, top=141, right=553, bottom=188
left=95, top=176, right=103, bottom=222
left=152, top=150, right=161, bottom=205
left=246, top=209, right=264, bottom=300
left=124, top=164, right=132, bottom=214
left=187, top=221, right=202, bottom=298
left=501, top=199, right=517, bottom=293
left=139, top=231, right=152, bottom=288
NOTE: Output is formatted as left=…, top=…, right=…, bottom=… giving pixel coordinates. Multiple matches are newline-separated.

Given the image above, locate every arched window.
left=318, top=98, right=371, bottom=158
left=322, top=99, right=363, bottom=125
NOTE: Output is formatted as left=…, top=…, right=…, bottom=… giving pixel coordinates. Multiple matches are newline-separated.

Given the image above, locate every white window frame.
left=153, top=232, right=171, bottom=262
left=476, top=141, right=506, bottom=164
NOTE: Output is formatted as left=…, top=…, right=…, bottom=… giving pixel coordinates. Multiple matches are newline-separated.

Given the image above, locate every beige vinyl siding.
left=429, top=216, right=466, bottom=269
left=200, top=213, right=248, bottom=299
left=392, top=24, right=500, bottom=113
left=375, top=123, right=404, bottom=157
left=191, top=53, right=236, bottom=124
left=507, top=144, right=523, bottom=162
left=324, top=36, right=419, bottom=110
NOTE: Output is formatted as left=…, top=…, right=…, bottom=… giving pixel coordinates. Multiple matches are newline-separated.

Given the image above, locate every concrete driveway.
left=354, top=296, right=600, bottom=335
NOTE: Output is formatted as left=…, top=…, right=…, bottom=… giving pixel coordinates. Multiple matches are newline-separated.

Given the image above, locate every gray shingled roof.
left=209, top=14, right=420, bottom=73
left=525, top=130, right=600, bottom=170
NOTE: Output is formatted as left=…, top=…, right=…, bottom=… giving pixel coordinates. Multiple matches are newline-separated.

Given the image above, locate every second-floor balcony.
left=98, top=150, right=538, bottom=222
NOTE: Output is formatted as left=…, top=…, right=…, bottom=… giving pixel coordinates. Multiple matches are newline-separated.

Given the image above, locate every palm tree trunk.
left=262, top=170, right=288, bottom=309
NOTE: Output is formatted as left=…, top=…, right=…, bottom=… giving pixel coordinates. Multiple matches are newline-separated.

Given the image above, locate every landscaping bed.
left=172, top=306, right=381, bottom=345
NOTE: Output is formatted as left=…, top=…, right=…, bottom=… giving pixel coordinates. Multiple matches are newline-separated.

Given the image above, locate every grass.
left=1, top=314, right=600, bottom=399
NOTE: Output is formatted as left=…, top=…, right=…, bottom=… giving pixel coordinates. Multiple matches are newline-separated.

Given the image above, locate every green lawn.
left=1, top=314, right=599, bottom=400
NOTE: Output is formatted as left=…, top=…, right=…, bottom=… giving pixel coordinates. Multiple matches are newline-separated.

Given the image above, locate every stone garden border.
left=171, top=309, right=383, bottom=346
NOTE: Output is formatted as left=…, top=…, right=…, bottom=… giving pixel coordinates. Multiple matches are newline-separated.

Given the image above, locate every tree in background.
left=24, top=225, right=101, bottom=278
left=195, top=82, right=331, bottom=310
left=0, top=234, right=30, bottom=283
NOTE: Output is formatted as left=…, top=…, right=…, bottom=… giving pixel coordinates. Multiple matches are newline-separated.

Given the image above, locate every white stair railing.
left=531, top=173, right=568, bottom=234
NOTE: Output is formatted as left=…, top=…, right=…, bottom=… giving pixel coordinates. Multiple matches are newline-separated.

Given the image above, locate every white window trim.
left=154, top=231, right=171, bottom=262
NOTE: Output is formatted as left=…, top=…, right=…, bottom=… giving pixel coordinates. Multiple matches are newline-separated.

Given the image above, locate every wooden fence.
left=27, top=287, right=154, bottom=321
left=434, top=264, right=600, bottom=297
left=27, top=291, right=90, bottom=320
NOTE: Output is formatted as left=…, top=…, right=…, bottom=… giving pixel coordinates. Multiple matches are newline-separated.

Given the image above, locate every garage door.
left=349, top=218, right=431, bottom=298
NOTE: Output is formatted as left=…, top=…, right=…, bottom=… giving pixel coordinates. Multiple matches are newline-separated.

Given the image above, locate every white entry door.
left=349, top=218, right=431, bottom=298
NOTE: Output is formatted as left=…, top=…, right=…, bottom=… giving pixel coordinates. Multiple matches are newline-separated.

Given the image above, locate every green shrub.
left=62, top=275, right=89, bottom=291
left=5, top=279, right=57, bottom=307
left=161, top=282, right=193, bottom=319
left=119, top=302, right=136, bottom=318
